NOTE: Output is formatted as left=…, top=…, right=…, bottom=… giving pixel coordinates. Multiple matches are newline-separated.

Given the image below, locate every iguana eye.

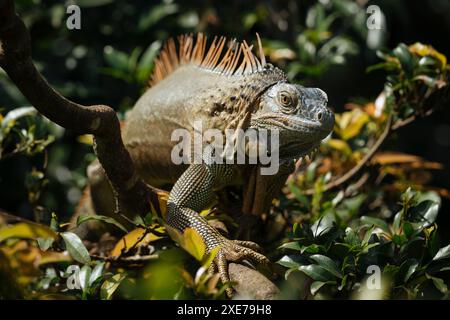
left=277, top=91, right=297, bottom=112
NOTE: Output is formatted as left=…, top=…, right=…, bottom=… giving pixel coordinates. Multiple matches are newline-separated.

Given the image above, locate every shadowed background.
left=0, top=0, right=449, bottom=239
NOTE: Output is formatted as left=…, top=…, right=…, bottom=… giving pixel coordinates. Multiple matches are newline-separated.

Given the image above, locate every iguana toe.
left=210, top=239, right=270, bottom=297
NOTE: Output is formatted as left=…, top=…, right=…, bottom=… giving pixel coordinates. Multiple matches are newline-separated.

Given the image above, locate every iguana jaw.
left=279, top=141, right=320, bottom=163
left=252, top=113, right=332, bottom=137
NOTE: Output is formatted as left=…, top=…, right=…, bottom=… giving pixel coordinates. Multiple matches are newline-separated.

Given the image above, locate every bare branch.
left=301, top=84, right=449, bottom=195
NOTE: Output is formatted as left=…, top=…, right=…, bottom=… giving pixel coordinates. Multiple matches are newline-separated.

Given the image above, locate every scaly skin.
left=82, top=35, right=334, bottom=296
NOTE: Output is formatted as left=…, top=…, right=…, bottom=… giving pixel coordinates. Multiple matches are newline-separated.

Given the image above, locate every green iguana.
left=74, top=34, right=334, bottom=295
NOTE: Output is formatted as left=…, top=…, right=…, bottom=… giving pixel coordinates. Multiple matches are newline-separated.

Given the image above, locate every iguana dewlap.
left=80, top=34, right=334, bottom=296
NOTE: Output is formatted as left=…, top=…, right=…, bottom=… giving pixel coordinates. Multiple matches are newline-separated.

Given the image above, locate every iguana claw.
left=207, top=239, right=270, bottom=297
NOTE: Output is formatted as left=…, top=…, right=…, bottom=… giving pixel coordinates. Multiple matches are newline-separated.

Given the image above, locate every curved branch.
left=302, top=84, right=449, bottom=195
left=303, top=114, right=392, bottom=195
left=0, top=0, right=159, bottom=216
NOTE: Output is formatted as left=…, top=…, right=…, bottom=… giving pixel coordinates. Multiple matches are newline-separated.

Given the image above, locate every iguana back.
left=123, top=34, right=286, bottom=186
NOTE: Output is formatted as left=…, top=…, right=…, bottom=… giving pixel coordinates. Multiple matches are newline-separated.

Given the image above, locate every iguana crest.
left=149, top=33, right=268, bottom=86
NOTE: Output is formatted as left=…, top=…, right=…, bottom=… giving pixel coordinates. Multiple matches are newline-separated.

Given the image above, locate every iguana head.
left=250, top=81, right=334, bottom=161
left=148, top=33, right=334, bottom=163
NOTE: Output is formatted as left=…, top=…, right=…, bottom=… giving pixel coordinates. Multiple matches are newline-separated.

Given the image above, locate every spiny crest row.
left=149, top=33, right=267, bottom=86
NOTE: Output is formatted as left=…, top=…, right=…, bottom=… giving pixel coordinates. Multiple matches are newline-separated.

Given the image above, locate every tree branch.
left=302, top=84, right=449, bottom=195
left=0, top=0, right=160, bottom=217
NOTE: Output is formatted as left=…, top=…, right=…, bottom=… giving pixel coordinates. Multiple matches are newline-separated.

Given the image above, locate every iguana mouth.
left=257, top=114, right=323, bottom=130
left=280, top=140, right=321, bottom=163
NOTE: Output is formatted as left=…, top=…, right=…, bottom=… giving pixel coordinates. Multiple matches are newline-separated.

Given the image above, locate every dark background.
left=0, top=0, right=449, bottom=238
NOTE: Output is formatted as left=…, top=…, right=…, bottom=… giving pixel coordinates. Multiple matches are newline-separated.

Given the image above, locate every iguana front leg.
left=166, top=163, right=269, bottom=296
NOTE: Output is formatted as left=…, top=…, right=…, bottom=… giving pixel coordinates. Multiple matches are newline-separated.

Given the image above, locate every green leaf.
left=360, top=216, right=390, bottom=233
left=50, top=213, right=59, bottom=232
left=338, top=274, right=348, bottom=291
left=61, top=232, right=91, bottom=265
left=277, top=255, right=301, bottom=269
left=362, top=226, right=375, bottom=246
left=78, top=265, right=91, bottom=292
left=138, top=3, right=178, bottom=30
left=137, top=41, right=162, bottom=83
left=89, top=262, right=105, bottom=286
left=428, top=230, right=440, bottom=258
left=302, top=243, right=324, bottom=254
left=297, top=264, right=335, bottom=282
left=408, top=199, right=440, bottom=228
left=393, top=234, right=407, bottom=246
left=398, top=259, right=419, bottom=283
left=344, top=227, right=360, bottom=247
left=37, top=237, right=54, bottom=251
left=310, top=255, right=342, bottom=278
left=76, top=215, right=128, bottom=233
left=100, top=273, right=126, bottom=300
left=104, top=47, right=130, bottom=72
left=393, top=43, right=414, bottom=76
left=403, top=221, right=415, bottom=238
left=0, top=106, right=37, bottom=139
left=393, top=211, right=402, bottom=233
left=426, top=274, right=448, bottom=294
left=279, top=241, right=302, bottom=251
left=310, top=281, right=327, bottom=295
left=433, top=244, right=450, bottom=261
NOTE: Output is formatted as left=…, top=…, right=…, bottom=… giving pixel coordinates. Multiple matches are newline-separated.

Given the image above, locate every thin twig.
left=90, top=253, right=159, bottom=264
left=303, top=114, right=393, bottom=195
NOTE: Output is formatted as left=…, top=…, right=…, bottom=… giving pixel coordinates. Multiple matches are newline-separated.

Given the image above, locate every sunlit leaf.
left=433, top=244, right=450, bottom=261
left=277, top=255, right=302, bottom=269
left=182, top=228, right=206, bottom=261
left=310, top=280, right=336, bottom=295
left=297, top=264, right=335, bottom=282
left=78, top=265, right=91, bottom=292
left=360, top=216, right=390, bottom=233
left=60, top=232, right=91, bottom=265
left=89, top=262, right=105, bottom=286
left=110, top=226, right=164, bottom=257
left=37, top=237, right=54, bottom=251
left=0, top=222, right=57, bottom=243
left=100, top=273, right=126, bottom=300
left=409, top=42, right=447, bottom=69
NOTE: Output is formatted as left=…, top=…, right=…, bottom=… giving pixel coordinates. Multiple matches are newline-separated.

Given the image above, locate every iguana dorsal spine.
left=149, top=33, right=267, bottom=86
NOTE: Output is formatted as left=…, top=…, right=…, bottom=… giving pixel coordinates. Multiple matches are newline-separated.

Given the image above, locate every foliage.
left=278, top=188, right=450, bottom=299
left=1, top=0, right=450, bottom=300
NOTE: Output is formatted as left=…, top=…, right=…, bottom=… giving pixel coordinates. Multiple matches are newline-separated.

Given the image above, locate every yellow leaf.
left=409, top=42, right=447, bottom=68
left=202, top=246, right=219, bottom=269
left=151, top=190, right=169, bottom=219
left=77, top=134, right=93, bottom=145
left=0, top=222, right=57, bottom=243
left=182, top=228, right=206, bottom=261
left=373, top=152, right=443, bottom=169
left=110, top=225, right=164, bottom=257
left=100, top=273, right=126, bottom=300
left=335, top=109, right=370, bottom=140
left=164, top=224, right=184, bottom=245
left=39, top=251, right=72, bottom=265
left=326, top=139, right=352, bottom=156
